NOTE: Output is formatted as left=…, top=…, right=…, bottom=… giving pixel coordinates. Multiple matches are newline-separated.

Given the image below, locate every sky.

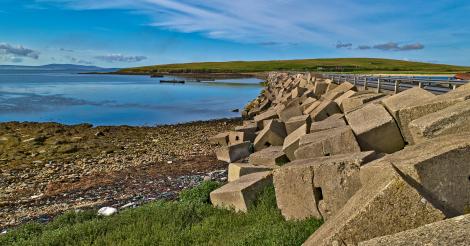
left=0, top=0, right=469, bottom=68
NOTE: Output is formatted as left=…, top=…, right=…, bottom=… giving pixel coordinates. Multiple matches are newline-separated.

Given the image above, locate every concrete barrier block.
left=216, top=141, right=251, bottom=163
left=295, top=126, right=361, bottom=159
left=209, top=132, right=229, bottom=146
left=345, top=103, right=405, bottom=154
left=314, top=81, right=328, bottom=97
left=285, top=115, right=312, bottom=135
left=249, top=146, right=289, bottom=166
left=310, top=100, right=341, bottom=121
left=322, top=82, right=357, bottom=101
left=283, top=124, right=309, bottom=161
left=254, top=108, right=278, bottom=129
left=210, top=171, right=273, bottom=212
left=253, top=119, right=287, bottom=151
left=342, top=92, right=386, bottom=113
left=310, top=114, right=346, bottom=133
left=228, top=163, right=274, bottom=182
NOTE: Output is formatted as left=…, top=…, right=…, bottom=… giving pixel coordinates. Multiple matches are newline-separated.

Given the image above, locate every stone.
left=273, top=158, right=322, bottom=220
left=291, top=87, right=308, bottom=98
left=228, top=131, right=245, bottom=145
left=282, top=124, right=309, bottom=161
left=310, top=114, right=346, bottom=133
left=322, top=82, right=357, bottom=101
left=278, top=101, right=303, bottom=122
left=253, top=120, right=287, bottom=151
left=285, top=115, right=312, bottom=135
left=333, top=90, right=357, bottom=108
left=303, top=101, right=321, bottom=115
left=361, top=134, right=470, bottom=216
left=345, top=103, right=404, bottom=154
left=409, top=100, right=470, bottom=144
left=342, top=92, right=386, bottom=113
left=295, top=126, right=361, bottom=159
left=309, top=100, right=341, bottom=121
left=325, top=81, right=338, bottom=92
left=209, top=132, right=229, bottom=146
left=314, top=81, right=328, bottom=97
left=303, top=164, right=447, bottom=246
left=97, top=207, right=118, bottom=216
left=254, top=108, right=278, bottom=129
left=228, top=163, right=274, bottom=182
left=216, top=141, right=251, bottom=163
left=249, top=146, right=289, bottom=166
left=359, top=214, right=470, bottom=246
left=210, top=171, right=273, bottom=212
left=301, top=97, right=317, bottom=111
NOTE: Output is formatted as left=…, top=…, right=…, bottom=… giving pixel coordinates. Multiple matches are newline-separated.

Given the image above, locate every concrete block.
left=292, top=87, right=308, bottom=98
left=301, top=97, right=317, bottom=111
left=295, top=126, right=361, bottom=159
left=333, top=90, right=357, bottom=108
left=359, top=214, right=470, bottom=246
left=278, top=101, right=303, bottom=123
left=342, top=92, right=386, bottom=113
left=314, top=81, right=328, bottom=97
left=322, top=82, right=357, bottom=101
left=254, top=108, right=278, bottom=129
left=303, top=164, right=447, bottom=246
left=282, top=124, right=309, bottom=161
left=228, top=131, right=245, bottom=145
left=210, top=171, right=273, bottom=212
left=325, top=81, right=338, bottom=92
left=235, top=124, right=257, bottom=142
left=309, top=100, right=341, bottom=121
left=345, top=103, right=405, bottom=154
left=253, top=120, right=287, bottom=151
left=303, top=101, right=321, bottom=115
left=249, top=146, right=289, bottom=166
left=228, top=163, right=274, bottom=182
left=409, top=100, right=470, bottom=144
left=215, top=141, right=251, bottom=163
left=285, top=115, right=312, bottom=135
left=310, top=114, right=346, bottom=133
left=209, top=132, right=229, bottom=146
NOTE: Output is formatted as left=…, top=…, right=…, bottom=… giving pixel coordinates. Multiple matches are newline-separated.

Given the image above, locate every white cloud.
left=0, top=43, right=40, bottom=59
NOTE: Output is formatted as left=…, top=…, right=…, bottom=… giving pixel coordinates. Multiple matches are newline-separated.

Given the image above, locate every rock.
left=345, top=103, right=404, bottom=154
left=303, top=101, right=321, bottom=115
left=333, top=90, right=356, bottom=109
left=209, top=132, right=230, bottom=146
left=210, top=171, right=273, bottom=212
left=228, top=163, right=274, bottom=182
left=301, top=97, right=317, bottom=112
left=282, top=124, right=309, bottom=161
left=253, top=120, right=287, bottom=151
left=285, top=115, right=312, bottom=135
left=215, top=141, right=251, bottom=163
left=359, top=214, right=470, bottom=246
left=254, top=108, right=279, bottom=129
left=248, top=146, right=289, bottom=166
left=341, top=92, right=386, bottom=113
left=313, top=81, right=329, bottom=97
left=322, top=82, right=356, bottom=101
left=309, top=100, right=341, bottom=121
left=409, top=100, right=470, bottom=144
left=295, top=126, right=361, bottom=159
left=291, top=87, right=308, bottom=98
left=95, top=131, right=105, bottom=137
left=97, top=207, right=118, bottom=216
left=234, top=124, right=257, bottom=142
left=277, top=100, right=303, bottom=123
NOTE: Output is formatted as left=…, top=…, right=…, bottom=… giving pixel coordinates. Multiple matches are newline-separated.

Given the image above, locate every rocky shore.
left=0, top=119, right=240, bottom=229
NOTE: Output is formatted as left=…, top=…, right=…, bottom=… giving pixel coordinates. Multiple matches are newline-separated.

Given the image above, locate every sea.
left=0, top=69, right=263, bottom=126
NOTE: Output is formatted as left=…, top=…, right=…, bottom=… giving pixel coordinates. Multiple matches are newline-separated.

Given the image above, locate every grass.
left=118, top=58, right=470, bottom=75
left=1, top=181, right=322, bottom=246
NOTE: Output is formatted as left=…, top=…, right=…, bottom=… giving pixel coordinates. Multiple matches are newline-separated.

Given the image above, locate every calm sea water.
left=0, top=69, right=262, bottom=126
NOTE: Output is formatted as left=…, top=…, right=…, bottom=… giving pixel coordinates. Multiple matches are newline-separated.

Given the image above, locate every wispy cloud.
left=336, top=42, right=352, bottom=49
left=94, top=54, right=147, bottom=63
left=372, top=42, right=424, bottom=51
left=65, top=55, right=93, bottom=65
left=0, top=43, right=40, bottom=59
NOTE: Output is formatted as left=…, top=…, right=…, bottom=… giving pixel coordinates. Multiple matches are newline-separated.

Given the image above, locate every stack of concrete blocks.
left=209, top=72, right=470, bottom=245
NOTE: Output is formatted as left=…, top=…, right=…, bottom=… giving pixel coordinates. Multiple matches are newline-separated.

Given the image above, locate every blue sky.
left=1, top=0, right=469, bottom=67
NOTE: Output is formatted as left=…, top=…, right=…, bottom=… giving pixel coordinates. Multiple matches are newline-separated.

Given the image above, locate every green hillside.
left=118, top=58, right=470, bottom=74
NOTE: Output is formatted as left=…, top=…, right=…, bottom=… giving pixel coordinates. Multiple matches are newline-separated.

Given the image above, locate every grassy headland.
left=1, top=182, right=322, bottom=245
left=117, top=58, right=470, bottom=75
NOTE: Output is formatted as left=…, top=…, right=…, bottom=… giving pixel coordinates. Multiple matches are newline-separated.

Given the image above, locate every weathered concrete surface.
left=310, top=114, right=346, bottom=133
left=312, top=151, right=378, bottom=220
left=228, top=163, right=274, bottom=182
left=228, top=131, right=245, bottom=145
left=359, top=214, right=470, bottom=246
left=341, top=93, right=386, bottom=113
left=409, top=100, right=470, bottom=144
left=361, top=134, right=470, bottom=216
left=301, top=97, right=317, bottom=112
left=309, top=100, right=341, bottom=121
left=278, top=100, right=303, bottom=123
left=303, top=164, right=447, bottom=246
left=235, top=124, right=257, bottom=142
left=322, top=82, right=356, bottom=101
left=282, top=124, right=309, bottom=161
left=314, top=81, right=329, bottom=97
left=333, top=90, right=357, bottom=109
left=303, top=101, right=321, bottom=115
left=285, top=115, right=312, bottom=135
left=295, top=126, right=361, bottom=159
left=291, top=87, right=308, bottom=98
left=253, top=119, right=287, bottom=151
left=273, top=158, right=322, bottom=220
left=254, top=108, right=278, bottom=129
left=209, top=132, right=229, bottom=146
left=249, top=146, right=289, bottom=166
left=346, top=103, right=404, bottom=154
left=210, top=171, right=273, bottom=212
left=215, top=141, right=251, bottom=163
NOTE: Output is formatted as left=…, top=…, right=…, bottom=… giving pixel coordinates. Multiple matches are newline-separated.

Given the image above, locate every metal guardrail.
left=322, top=74, right=470, bottom=94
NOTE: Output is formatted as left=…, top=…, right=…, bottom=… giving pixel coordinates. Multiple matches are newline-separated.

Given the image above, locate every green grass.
left=1, top=181, right=322, bottom=246
left=118, top=58, right=470, bottom=74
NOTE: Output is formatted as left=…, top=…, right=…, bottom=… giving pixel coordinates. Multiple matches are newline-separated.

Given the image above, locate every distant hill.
left=0, top=64, right=118, bottom=72
left=118, top=58, right=470, bottom=75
